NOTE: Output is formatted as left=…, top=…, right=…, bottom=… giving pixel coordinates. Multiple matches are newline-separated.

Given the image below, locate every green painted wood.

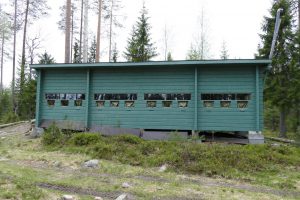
left=36, top=61, right=268, bottom=132
left=256, top=66, right=260, bottom=131
left=85, top=69, right=90, bottom=129
left=35, top=70, right=42, bottom=127
left=194, top=66, right=198, bottom=131
left=30, top=59, right=271, bottom=69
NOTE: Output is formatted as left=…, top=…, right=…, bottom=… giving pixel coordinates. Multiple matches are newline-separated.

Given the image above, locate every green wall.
left=35, top=61, right=267, bottom=132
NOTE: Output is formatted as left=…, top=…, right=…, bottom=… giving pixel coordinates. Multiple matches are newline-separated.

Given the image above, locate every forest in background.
left=0, top=0, right=299, bottom=139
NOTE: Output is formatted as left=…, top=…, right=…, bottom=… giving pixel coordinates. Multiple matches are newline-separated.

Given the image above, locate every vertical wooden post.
left=194, top=66, right=198, bottom=132
left=256, top=66, right=260, bottom=132
left=35, top=69, right=42, bottom=127
left=85, top=69, right=90, bottom=129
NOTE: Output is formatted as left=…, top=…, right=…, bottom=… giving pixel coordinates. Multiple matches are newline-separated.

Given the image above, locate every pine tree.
left=258, top=0, right=297, bottom=137
left=124, top=5, right=157, bottom=62
left=88, top=37, right=96, bottom=63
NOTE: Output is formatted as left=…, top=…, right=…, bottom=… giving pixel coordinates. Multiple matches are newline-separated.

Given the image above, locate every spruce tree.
left=73, top=42, right=81, bottom=63
left=39, top=52, right=56, bottom=64
left=88, top=37, right=96, bottom=63
left=257, top=0, right=297, bottom=137
left=124, top=5, right=157, bottom=62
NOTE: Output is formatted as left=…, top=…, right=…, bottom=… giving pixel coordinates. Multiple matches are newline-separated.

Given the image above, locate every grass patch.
left=43, top=132, right=300, bottom=181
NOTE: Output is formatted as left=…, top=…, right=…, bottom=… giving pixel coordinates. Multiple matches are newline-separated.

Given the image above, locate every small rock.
left=115, top=194, right=127, bottom=200
left=122, top=182, right=131, bottom=188
left=62, top=195, right=74, bottom=200
left=1, top=137, right=6, bottom=140
left=83, top=159, right=99, bottom=168
left=158, top=164, right=168, bottom=172
left=53, top=161, right=62, bottom=168
left=30, top=127, right=44, bottom=138
left=94, top=197, right=103, bottom=200
left=157, top=187, right=163, bottom=190
left=271, top=143, right=281, bottom=147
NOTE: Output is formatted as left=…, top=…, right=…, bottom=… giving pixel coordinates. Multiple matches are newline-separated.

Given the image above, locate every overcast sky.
left=1, top=0, right=272, bottom=87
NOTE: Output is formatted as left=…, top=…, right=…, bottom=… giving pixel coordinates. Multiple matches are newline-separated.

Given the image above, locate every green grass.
left=43, top=132, right=300, bottom=186
left=1, top=131, right=299, bottom=199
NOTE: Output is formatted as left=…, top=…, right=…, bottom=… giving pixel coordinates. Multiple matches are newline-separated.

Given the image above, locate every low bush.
left=43, top=132, right=300, bottom=179
left=41, top=123, right=64, bottom=145
left=1, top=112, right=19, bottom=124
left=71, top=133, right=101, bottom=146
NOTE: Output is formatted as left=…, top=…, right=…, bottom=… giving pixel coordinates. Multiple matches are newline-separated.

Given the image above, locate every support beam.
left=194, top=66, right=198, bottom=131
left=85, top=69, right=90, bottom=129
left=256, top=66, right=260, bottom=132
left=35, top=70, right=42, bottom=127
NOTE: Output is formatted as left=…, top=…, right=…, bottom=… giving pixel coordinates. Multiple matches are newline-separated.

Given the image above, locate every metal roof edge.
left=30, top=59, right=271, bottom=69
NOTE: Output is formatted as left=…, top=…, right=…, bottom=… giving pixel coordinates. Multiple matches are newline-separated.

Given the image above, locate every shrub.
left=72, top=133, right=101, bottom=146
left=114, top=134, right=143, bottom=144
left=41, top=123, right=63, bottom=145
left=1, top=112, right=19, bottom=124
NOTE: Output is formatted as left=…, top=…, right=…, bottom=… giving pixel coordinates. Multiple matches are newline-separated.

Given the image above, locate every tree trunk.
left=65, top=0, right=71, bottom=63
left=108, top=0, right=114, bottom=62
left=70, top=8, right=74, bottom=63
left=95, top=0, right=102, bottom=62
left=20, top=0, right=30, bottom=93
left=279, top=109, right=287, bottom=138
left=0, top=31, right=4, bottom=93
left=83, top=0, right=89, bottom=63
left=12, top=0, right=17, bottom=111
left=298, top=0, right=300, bottom=29
left=79, top=0, right=84, bottom=61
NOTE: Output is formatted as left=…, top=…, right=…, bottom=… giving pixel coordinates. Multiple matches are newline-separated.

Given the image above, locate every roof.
left=30, top=59, right=271, bottom=69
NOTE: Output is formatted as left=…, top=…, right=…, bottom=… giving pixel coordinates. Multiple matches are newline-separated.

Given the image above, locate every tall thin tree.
left=95, top=0, right=102, bottom=62
left=65, top=0, right=72, bottom=63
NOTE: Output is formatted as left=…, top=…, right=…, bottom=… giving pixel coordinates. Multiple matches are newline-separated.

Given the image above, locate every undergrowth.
left=42, top=128, right=300, bottom=179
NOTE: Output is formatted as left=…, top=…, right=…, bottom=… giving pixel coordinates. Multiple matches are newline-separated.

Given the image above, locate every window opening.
left=94, top=93, right=137, bottom=100
left=162, top=101, right=172, bottom=108
left=61, top=100, right=69, bottom=107
left=75, top=100, right=82, bottom=107
left=147, top=101, right=156, bottom=108
left=203, top=100, right=214, bottom=108
left=237, top=101, right=248, bottom=109
left=144, top=93, right=191, bottom=100
left=96, top=101, right=105, bottom=108
left=110, top=101, right=119, bottom=107
left=237, top=94, right=251, bottom=100
left=220, top=101, right=231, bottom=108
left=125, top=101, right=135, bottom=108
left=47, top=100, right=55, bottom=107
left=45, top=93, right=60, bottom=99
left=178, top=101, right=188, bottom=108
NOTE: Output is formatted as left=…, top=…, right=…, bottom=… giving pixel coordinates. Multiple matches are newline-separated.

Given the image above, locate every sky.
left=1, top=0, right=272, bottom=87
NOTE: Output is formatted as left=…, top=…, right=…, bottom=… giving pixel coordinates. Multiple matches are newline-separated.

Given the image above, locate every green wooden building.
left=31, top=59, right=270, bottom=141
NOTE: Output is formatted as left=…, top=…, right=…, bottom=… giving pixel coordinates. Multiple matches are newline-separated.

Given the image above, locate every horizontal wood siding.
left=90, top=67, right=194, bottom=130
left=198, top=66, right=258, bottom=131
left=40, top=70, right=87, bottom=123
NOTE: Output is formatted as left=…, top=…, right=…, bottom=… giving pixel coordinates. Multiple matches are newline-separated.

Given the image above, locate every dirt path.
left=6, top=158, right=299, bottom=199
left=0, top=122, right=32, bottom=136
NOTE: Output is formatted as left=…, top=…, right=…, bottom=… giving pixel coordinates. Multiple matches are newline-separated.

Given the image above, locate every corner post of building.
left=193, top=66, right=198, bottom=135
left=35, top=69, right=42, bottom=127
left=255, top=65, right=260, bottom=132
left=85, top=69, right=91, bottom=130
